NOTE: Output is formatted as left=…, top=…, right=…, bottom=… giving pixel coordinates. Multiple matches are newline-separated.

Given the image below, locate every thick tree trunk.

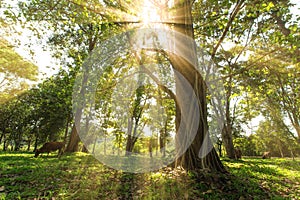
left=66, top=124, right=81, bottom=152
left=171, top=0, right=225, bottom=172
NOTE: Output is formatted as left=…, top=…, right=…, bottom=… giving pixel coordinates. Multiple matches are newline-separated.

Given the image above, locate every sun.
left=140, top=0, right=161, bottom=24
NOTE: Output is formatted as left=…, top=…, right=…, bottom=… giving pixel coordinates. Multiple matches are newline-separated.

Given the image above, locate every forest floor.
left=0, top=152, right=299, bottom=200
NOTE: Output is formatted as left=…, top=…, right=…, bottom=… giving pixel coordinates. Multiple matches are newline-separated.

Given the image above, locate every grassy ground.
left=0, top=152, right=299, bottom=200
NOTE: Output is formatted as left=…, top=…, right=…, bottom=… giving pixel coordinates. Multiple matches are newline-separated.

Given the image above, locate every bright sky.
left=10, top=25, right=59, bottom=80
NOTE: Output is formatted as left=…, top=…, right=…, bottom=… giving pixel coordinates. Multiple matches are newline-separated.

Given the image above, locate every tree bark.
left=63, top=114, right=71, bottom=144
left=82, top=145, right=89, bottom=153
left=222, top=125, right=235, bottom=159
left=66, top=124, right=81, bottom=152
left=171, top=0, right=225, bottom=172
left=65, top=66, right=89, bottom=152
left=66, top=25, right=98, bottom=152
left=222, top=74, right=236, bottom=159
left=27, top=139, right=31, bottom=151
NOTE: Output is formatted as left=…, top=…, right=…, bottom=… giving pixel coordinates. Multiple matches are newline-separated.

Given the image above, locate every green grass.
left=0, top=152, right=299, bottom=199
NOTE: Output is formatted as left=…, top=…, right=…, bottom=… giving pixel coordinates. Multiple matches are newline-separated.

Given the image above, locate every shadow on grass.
left=117, top=172, right=135, bottom=199
left=223, top=157, right=300, bottom=199
left=1, top=152, right=299, bottom=199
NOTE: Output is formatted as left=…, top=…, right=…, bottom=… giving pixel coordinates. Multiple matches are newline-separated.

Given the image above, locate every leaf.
left=266, top=2, right=274, bottom=11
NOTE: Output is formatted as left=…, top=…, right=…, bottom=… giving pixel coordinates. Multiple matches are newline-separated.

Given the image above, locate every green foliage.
left=0, top=69, right=73, bottom=150
left=0, top=39, right=38, bottom=104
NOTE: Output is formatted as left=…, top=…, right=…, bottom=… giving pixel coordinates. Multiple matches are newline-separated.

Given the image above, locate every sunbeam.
left=140, top=0, right=161, bottom=25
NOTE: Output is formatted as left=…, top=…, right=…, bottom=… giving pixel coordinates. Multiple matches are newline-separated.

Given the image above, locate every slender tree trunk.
left=66, top=70, right=89, bottom=152
left=291, top=149, right=295, bottom=160
left=217, top=140, right=222, bottom=157
left=14, top=131, right=22, bottom=151
left=64, top=114, right=71, bottom=144
left=222, top=125, right=235, bottom=159
left=125, top=69, right=145, bottom=155
left=279, top=146, right=284, bottom=158
left=104, top=134, right=107, bottom=155
left=82, top=145, right=89, bottom=153
left=159, top=129, right=165, bottom=157
left=149, top=138, right=153, bottom=158
left=156, top=133, right=159, bottom=156
left=222, top=80, right=236, bottom=159
left=66, top=32, right=96, bottom=152
left=27, top=139, right=31, bottom=151
left=92, top=135, right=97, bottom=154
left=3, top=138, right=7, bottom=151
left=0, top=131, right=4, bottom=145
left=125, top=117, right=133, bottom=156
left=34, top=128, right=39, bottom=152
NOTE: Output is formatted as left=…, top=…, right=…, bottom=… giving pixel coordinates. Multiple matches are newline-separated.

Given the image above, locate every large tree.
left=164, top=0, right=225, bottom=171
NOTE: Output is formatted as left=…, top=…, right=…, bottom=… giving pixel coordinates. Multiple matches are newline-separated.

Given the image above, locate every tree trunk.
left=104, top=134, right=107, bottom=155
left=92, top=135, right=97, bottom=154
left=291, top=149, right=295, bottom=160
left=66, top=68, right=89, bottom=152
left=125, top=117, right=134, bottom=156
left=149, top=138, right=153, bottom=158
left=27, top=139, right=31, bottom=151
left=125, top=134, right=138, bottom=156
left=279, top=146, right=284, bottom=158
left=66, top=124, right=81, bottom=152
left=171, top=0, right=225, bottom=172
left=82, top=145, right=89, bottom=153
left=217, top=140, right=222, bottom=157
left=3, top=138, right=7, bottom=151
left=64, top=114, right=71, bottom=144
left=222, top=125, right=235, bottom=159
left=66, top=30, right=97, bottom=152
left=34, top=127, right=39, bottom=152
left=159, top=129, right=166, bottom=157
left=222, top=77, right=236, bottom=159
left=155, top=133, right=159, bottom=156
left=0, top=131, right=4, bottom=144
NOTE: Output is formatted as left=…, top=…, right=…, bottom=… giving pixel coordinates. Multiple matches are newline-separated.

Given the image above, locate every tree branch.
left=211, top=0, right=245, bottom=59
